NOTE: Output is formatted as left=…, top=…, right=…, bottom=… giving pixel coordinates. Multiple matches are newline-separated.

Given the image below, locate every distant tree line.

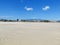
left=0, top=19, right=60, bottom=22
left=56, top=20, right=60, bottom=22
left=0, top=19, right=19, bottom=22
left=21, top=19, right=51, bottom=22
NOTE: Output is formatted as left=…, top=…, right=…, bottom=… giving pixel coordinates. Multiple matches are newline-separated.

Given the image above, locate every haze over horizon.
left=0, top=0, right=60, bottom=20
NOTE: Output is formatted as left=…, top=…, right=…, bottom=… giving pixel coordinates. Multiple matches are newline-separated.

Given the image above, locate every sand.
left=0, top=22, right=60, bottom=45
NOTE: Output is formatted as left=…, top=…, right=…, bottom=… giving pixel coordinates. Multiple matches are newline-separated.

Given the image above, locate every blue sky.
left=0, top=0, right=60, bottom=20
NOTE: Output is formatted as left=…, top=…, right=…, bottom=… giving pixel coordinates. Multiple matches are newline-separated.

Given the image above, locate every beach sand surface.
left=0, top=22, right=60, bottom=45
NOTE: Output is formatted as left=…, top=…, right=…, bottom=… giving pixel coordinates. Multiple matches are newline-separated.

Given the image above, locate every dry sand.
left=0, top=22, right=60, bottom=45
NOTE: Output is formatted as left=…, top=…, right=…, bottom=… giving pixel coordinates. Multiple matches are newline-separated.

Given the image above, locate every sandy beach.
left=0, top=22, right=60, bottom=45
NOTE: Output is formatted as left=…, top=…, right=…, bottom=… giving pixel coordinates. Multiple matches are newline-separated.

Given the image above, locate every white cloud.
left=42, top=6, right=50, bottom=11
left=24, top=6, right=33, bottom=11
